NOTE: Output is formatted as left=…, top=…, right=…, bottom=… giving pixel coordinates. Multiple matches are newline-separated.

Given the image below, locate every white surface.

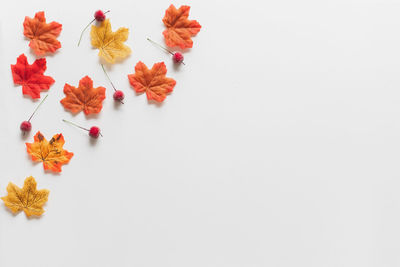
left=1, top=0, right=400, bottom=266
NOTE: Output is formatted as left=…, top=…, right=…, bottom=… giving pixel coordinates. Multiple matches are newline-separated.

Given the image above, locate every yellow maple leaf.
left=1, top=176, right=49, bottom=217
left=90, top=19, right=131, bottom=63
left=26, top=131, right=74, bottom=173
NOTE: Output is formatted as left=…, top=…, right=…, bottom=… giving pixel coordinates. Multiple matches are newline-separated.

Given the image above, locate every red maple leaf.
left=11, top=54, right=55, bottom=99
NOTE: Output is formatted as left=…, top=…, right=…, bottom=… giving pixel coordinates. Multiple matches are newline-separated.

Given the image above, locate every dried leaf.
left=128, top=61, right=176, bottom=102
left=162, top=5, right=201, bottom=49
left=11, top=54, right=55, bottom=99
left=91, top=19, right=131, bottom=63
left=1, top=176, right=49, bottom=217
left=26, top=131, right=73, bottom=173
left=60, top=76, right=106, bottom=115
left=23, top=11, right=62, bottom=56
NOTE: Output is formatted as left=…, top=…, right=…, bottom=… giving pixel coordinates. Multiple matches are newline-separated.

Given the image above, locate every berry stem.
left=147, top=37, right=174, bottom=56
left=101, top=64, right=124, bottom=104
left=101, top=64, right=117, bottom=92
left=78, top=18, right=95, bottom=46
left=62, top=119, right=89, bottom=132
left=28, top=94, right=48, bottom=122
left=77, top=10, right=110, bottom=46
left=63, top=119, right=103, bottom=137
left=147, top=37, right=185, bottom=65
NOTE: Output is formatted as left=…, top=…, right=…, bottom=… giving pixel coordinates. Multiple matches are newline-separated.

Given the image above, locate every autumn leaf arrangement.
left=4, top=5, right=201, bottom=217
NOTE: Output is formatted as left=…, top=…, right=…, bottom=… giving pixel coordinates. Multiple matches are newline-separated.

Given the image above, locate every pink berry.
left=113, top=90, right=125, bottom=101
left=20, top=121, right=32, bottom=132
left=172, top=52, right=184, bottom=63
left=89, top=126, right=101, bottom=138
left=94, top=10, right=106, bottom=22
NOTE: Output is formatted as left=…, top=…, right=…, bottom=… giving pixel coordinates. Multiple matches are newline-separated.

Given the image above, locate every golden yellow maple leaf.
left=1, top=176, right=49, bottom=217
left=90, top=19, right=131, bottom=63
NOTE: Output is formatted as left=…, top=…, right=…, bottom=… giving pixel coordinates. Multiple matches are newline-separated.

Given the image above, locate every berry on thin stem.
left=89, top=126, right=101, bottom=138
left=101, top=64, right=125, bottom=104
left=146, top=37, right=186, bottom=65
left=20, top=94, right=48, bottom=134
left=172, top=52, right=184, bottom=63
left=113, top=90, right=124, bottom=102
left=20, top=121, right=31, bottom=132
left=94, top=10, right=106, bottom=22
left=62, top=119, right=102, bottom=138
left=78, top=10, right=110, bottom=46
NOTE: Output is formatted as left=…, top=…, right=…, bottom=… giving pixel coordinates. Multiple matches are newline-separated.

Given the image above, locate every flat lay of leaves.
left=162, top=5, right=201, bottom=49
left=23, top=11, right=62, bottom=56
left=1, top=176, right=49, bottom=217
left=26, top=132, right=74, bottom=173
left=3, top=6, right=201, bottom=217
left=91, top=19, right=131, bottom=63
left=128, top=61, right=176, bottom=102
left=60, top=76, right=106, bottom=115
left=11, top=54, right=55, bottom=99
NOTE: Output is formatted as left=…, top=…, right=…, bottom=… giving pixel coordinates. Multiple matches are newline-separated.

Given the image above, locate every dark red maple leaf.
left=11, top=54, right=55, bottom=99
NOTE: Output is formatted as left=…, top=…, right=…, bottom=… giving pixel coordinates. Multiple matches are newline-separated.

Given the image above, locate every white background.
left=1, top=0, right=400, bottom=266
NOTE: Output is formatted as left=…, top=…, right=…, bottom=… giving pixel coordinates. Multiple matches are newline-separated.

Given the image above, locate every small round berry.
left=20, top=121, right=32, bottom=132
left=172, top=52, right=184, bottom=63
left=89, top=126, right=101, bottom=138
left=113, top=90, right=125, bottom=101
left=94, top=10, right=106, bottom=22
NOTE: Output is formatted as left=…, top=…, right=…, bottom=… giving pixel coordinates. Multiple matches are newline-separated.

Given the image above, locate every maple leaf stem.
left=62, top=119, right=89, bottom=132
left=101, top=64, right=124, bottom=104
left=147, top=37, right=174, bottom=55
left=28, top=94, right=48, bottom=122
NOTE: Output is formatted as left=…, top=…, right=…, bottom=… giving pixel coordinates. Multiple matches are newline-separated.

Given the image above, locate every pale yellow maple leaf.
left=90, top=19, right=131, bottom=63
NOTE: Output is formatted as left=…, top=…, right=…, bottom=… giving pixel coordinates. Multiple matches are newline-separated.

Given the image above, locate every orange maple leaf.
left=128, top=61, right=176, bottom=102
left=26, top=132, right=73, bottom=173
left=162, top=5, right=201, bottom=49
left=60, top=76, right=106, bottom=115
left=23, top=11, right=62, bottom=56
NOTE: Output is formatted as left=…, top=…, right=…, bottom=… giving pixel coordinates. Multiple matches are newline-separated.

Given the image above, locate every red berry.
left=94, top=10, right=106, bottom=22
left=172, top=52, right=184, bottom=63
left=89, top=126, right=101, bottom=138
left=20, top=121, right=32, bottom=132
left=113, top=90, right=125, bottom=101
